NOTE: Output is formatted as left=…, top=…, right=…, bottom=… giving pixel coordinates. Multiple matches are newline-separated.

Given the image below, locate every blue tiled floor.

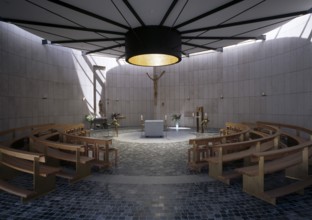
left=1, top=128, right=312, bottom=219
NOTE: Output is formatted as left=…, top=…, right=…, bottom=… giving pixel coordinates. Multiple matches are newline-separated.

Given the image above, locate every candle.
left=165, top=115, right=167, bottom=120
left=141, top=115, right=143, bottom=120
left=205, top=113, right=207, bottom=118
left=192, top=112, right=195, bottom=117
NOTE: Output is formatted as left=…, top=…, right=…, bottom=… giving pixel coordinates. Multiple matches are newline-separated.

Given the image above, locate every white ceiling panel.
left=0, top=0, right=311, bottom=59
left=176, top=0, right=262, bottom=31
left=229, top=0, right=312, bottom=23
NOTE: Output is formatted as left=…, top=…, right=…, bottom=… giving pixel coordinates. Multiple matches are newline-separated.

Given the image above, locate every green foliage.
left=171, top=114, right=181, bottom=122
left=85, top=114, right=95, bottom=123
left=111, top=118, right=120, bottom=127
left=111, top=113, right=121, bottom=119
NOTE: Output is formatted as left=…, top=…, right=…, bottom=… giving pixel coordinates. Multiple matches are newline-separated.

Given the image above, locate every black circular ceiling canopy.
left=125, top=26, right=181, bottom=66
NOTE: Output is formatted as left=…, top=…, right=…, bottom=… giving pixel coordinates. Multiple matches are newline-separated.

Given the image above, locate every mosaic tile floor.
left=1, top=127, right=312, bottom=220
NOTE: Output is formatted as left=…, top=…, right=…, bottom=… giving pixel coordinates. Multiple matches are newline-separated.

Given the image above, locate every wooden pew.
left=62, top=123, right=88, bottom=135
left=257, top=121, right=312, bottom=141
left=258, top=121, right=312, bottom=152
left=0, top=123, right=55, bottom=149
left=0, top=145, right=60, bottom=202
left=188, top=122, right=251, bottom=171
left=62, top=133, right=118, bottom=168
left=30, top=136, right=94, bottom=183
left=205, top=125, right=280, bottom=184
left=219, top=122, right=251, bottom=137
left=236, top=140, right=312, bottom=205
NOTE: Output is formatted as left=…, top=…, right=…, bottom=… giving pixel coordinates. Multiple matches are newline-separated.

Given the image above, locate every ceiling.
left=0, top=0, right=311, bottom=59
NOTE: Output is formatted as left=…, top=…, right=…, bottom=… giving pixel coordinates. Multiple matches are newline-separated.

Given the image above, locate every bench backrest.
left=257, top=121, right=312, bottom=141
left=189, top=122, right=250, bottom=146
left=62, top=133, right=112, bottom=146
left=0, top=145, right=45, bottom=162
left=0, top=124, right=54, bottom=143
left=31, top=137, right=85, bottom=153
left=211, top=129, right=280, bottom=151
left=252, top=140, right=312, bottom=161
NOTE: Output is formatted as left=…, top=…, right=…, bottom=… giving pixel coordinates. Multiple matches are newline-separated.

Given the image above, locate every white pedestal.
left=144, top=120, right=164, bottom=137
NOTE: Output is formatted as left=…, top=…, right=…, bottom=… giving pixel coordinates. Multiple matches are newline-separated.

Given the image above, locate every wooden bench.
left=0, top=123, right=55, bottom=149
left=236, top=140, right=312, bottom=205
left=279, top=131, right=307, bottom=148
left=0, top=145, right=60, bottom=202
left=249, top=130, right=269, bottom=139
left=62, top=133, right=118, bottom=168
left=188, top=122, right=251, bottom=171
left=30, top=136, right=94, bottom=183
left=257, top=121, right=312, bottom=141
left=188, top=136, right=226, bottom=171
left=258, top=121, right=312, bottom=156
left=62, top=123, right=88, bottom=135
left=206, top=126, right=280, bottom=184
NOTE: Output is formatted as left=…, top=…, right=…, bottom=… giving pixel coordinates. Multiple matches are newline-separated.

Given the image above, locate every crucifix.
left=146, top=70, right=166, bottom=105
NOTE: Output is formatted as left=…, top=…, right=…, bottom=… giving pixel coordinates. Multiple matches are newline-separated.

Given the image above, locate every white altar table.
left=144, top=120, right=164, bottom=137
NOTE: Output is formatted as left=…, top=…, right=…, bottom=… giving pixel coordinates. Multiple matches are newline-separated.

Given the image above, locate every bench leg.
left=34, top=174, right=56, bottom=196
left=71, top=163, right=91, bottom=183
left=242, top=174, right=276, bottom=205
left=285, top=148, right=309, bottom=181
left=285, top=165, right=308, bottom=181
left=114, top=150, right=118, bottom=167
left=208, top=162, right=222, bottom=179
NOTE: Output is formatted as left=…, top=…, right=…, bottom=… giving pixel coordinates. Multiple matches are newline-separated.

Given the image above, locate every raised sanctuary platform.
left=114, top=129, right=197, bottom=143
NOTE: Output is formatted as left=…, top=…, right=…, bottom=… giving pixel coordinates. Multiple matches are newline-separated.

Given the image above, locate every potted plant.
left=85, top=114, right=95, bottom=129
left=172, top=114, right=181, bottom=130
left=111, top=113, right=121, bottom=119
left=111, top=118, right=120, bottom=136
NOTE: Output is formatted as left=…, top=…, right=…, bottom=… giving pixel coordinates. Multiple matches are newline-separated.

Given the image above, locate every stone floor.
left=1, top=127, right=312, bottom=219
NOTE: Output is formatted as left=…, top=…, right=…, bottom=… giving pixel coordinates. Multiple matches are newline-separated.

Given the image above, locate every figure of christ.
left=145, top=70, right=166, bottom=105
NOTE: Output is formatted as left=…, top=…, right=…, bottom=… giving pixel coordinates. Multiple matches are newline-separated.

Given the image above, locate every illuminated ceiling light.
left=126, top=26, right=181, bottom=67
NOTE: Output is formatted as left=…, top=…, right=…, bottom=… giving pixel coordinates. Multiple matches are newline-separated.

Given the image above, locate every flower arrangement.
left=171, top=114, right=181, bottom=122
left=111, top=113, right=121, bottom=119
left=201, top=118, right=209, bottom=126
left=85, top=114, right=95, bottom=128
left=111, top=118, right=120, bottom=127
left=111, top=118, right=120, bottom=137
left=85, top=114, right=95, bottom=123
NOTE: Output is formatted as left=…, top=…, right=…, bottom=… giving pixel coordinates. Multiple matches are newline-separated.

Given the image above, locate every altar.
left=144, top=120, right=164, bottom=137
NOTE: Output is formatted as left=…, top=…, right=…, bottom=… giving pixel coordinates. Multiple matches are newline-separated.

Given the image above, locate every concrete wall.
left=0, top=22, right=153, bottom=130
left=155, top=14, right=312, bottom=129
left=0, top=23, right=85, bottom=130
left=1, top=13, right=312, bottom=130
left=106, top=65, right=154, bottom=126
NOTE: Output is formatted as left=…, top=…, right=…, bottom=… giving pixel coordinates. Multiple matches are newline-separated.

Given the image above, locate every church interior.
left=1, top=0, right=312, bottom=219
